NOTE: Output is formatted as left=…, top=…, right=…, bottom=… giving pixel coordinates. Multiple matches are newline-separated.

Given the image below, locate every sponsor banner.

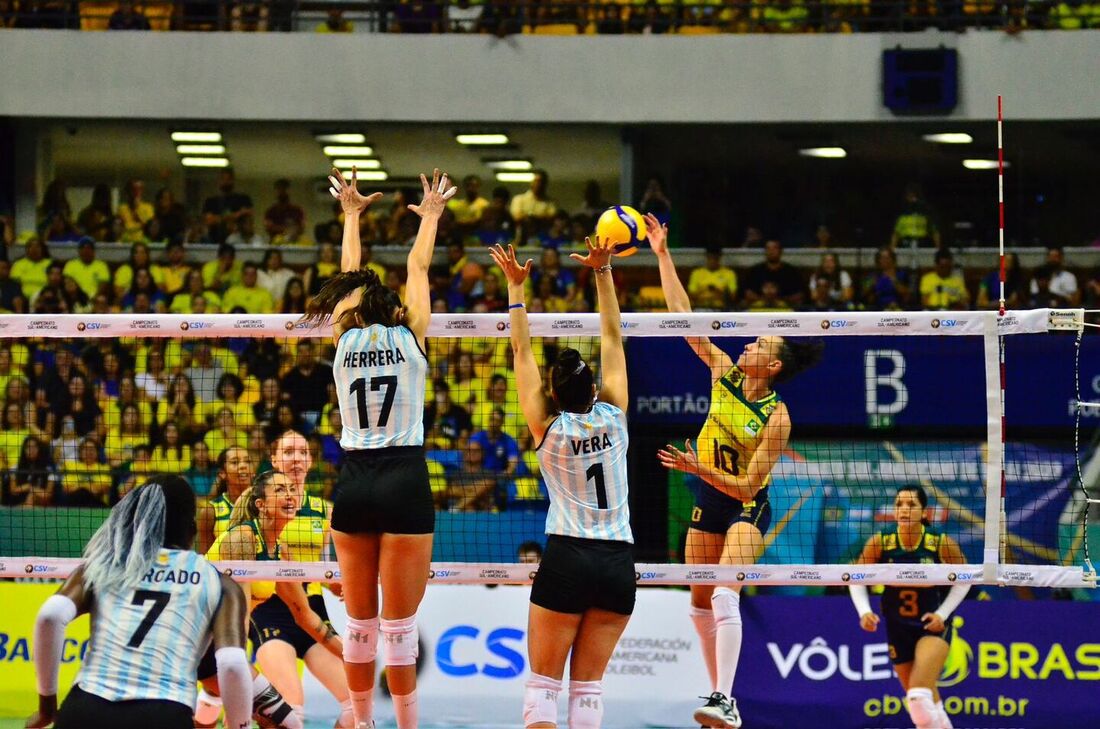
left=0, top=583, right=91, bottom=717
left=0, top=310, right=1058, bottom=339
left=0, top=559, right=1086, bottom=587
left=3, top=583, right=1097, bottom=726
left=736, top=595, right=1100, bottom=729
left=629, top=332, right=1100, bottom=427
left=302, top=585, right=710, bottom=727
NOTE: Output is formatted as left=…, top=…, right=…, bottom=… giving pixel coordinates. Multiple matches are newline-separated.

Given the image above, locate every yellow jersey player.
left=196, top=446, right=254, bottom=553
left=649, top=215, right=822, bottom=729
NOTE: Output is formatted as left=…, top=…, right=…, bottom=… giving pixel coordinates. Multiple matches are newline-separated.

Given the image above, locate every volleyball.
left=595, top=205, right=646, bottom=257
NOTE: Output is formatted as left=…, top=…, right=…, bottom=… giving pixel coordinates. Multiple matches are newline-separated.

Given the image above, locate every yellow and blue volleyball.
left=595, top=205, right=646, bottom=257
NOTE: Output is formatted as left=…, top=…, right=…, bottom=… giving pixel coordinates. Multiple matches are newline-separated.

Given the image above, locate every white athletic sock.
left=906, top=688, right=938, bottom=729
left=711, top=588, right=742, bottom=697
left=350, top=688, right=374, bottom=727
left=194, top=688, right=222, bottom=724
left=337, top=699, right=356, bottom=728
left=689, top=606, right=718, bottom=690
left=252, top=672, right=272, bottom=696
left=937, top=700, right=953, bottom=729
left=392, top=691, right=418, bottom=729
left=291, top=703, right=305, bottom=727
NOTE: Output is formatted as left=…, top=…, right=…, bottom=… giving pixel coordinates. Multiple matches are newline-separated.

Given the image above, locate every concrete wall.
left=1, top=30, right=1097, bottom=122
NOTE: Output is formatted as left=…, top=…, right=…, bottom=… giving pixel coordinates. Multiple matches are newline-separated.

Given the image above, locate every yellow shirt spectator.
left=118, top=200, right=155, bottom=243
left=62, top=461, right=113, bottom=505
left=170, top=290, right=222, bottom=314
left=105, top=432, right=148, bottom=467
left=62, top=257, right=112, bottom=298
left=151, top=444, right=192, bottom=474
left=0, top=427, right=30, bottom=470
left=160, top=264, right=191, bottom=297
left=114, top=263, right=165, bottom=294
left=920, top=271, right=969, bottom=310
left=200, top=399, right=256, bottom=429
left=202, top=258, right=243, bottom=292
left=688, top=260, right=738, bottom=310
left=11, top=256, right=51, bottom=298
left=448, top=195, right=490, bottom=227
left=204, top=428, right=248, bottom=458
left=222, top=284, right=275, bottom=314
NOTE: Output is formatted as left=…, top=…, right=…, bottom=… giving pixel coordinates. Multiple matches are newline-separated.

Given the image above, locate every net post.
left=982, top=312, right=1005, bottom=585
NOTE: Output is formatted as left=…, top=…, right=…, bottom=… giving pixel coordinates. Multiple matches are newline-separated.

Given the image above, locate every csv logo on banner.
left=435, top=625, right=526, bottom=679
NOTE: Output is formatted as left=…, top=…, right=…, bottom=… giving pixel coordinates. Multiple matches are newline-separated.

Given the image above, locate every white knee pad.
left=523, top=672, right=561, bottom=727
left=344, top=617, right=379, bottom=664
left=907, top=688, right=939, bottom=729
left=711, top=587, right=742, bottom=628
left=380, top=615, right=419, bottom=667
left=568, top=680, right=603, bottom=729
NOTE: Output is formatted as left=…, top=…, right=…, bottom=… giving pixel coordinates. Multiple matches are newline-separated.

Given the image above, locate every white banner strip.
left=0, top=309, right=1060, bottom=339
left=2, top=558, right=1090, bottom=588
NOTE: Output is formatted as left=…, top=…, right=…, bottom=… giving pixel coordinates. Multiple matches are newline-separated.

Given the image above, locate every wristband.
left=596, top=264, right=612, bottom=274
left=509, top=302, right=525, bottom=310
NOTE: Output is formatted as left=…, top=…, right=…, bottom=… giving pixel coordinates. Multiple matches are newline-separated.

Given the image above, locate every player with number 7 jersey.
left=490, top=237, right=633, bottom=729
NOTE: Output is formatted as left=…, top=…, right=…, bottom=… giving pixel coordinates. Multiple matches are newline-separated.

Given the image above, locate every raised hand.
left=488, top=244, right=533, bottom=287
left=657, top=438, right=701, bottom=475
left=644, top=213, right=669, bottom=255
left=407, top=168, right=458, bottom=220
left=569, top=236, right=614, bottom=270
left=328, top=168, right=383, bottom=216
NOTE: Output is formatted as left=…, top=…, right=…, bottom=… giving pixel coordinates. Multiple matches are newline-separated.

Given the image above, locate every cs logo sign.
left=436, top=625, right=525, bottom=678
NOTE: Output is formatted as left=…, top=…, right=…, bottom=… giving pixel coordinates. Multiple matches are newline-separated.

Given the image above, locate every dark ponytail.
left=299, top=268, right=404, bottom=329
left=550, top=348, right=594, bottom=414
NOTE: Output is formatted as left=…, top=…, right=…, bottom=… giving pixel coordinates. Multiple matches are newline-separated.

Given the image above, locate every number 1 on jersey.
left=349, top=375, right=398, bottom=429
left=586, top=463, right=608, bottom=509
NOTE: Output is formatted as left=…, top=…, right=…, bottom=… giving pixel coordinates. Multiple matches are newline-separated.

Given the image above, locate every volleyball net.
left=0, top=309, right=1094, bottom=589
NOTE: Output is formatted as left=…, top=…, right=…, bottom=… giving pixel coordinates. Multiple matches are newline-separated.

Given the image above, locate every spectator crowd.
left=0, top=168, right=1095, bottom=513
left=3, top=0, right=1094, bottom=34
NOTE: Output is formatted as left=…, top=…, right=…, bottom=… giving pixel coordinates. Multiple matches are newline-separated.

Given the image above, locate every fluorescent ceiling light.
left=923, top=133, right=973, bottom=144
left=486, top=160, right=532, bottom=171
left=496, top=172, right=536, bottom=183
left=171, top=131, right=222, bottom=143
left=330, top=159, right=382, bottom=170
left=316, top=133, right=366, bottom=144
left=457, top=133, right=509, bottom=145
left=181, top=157, right=231, bottom=168
left=799, top=147, right=847, bottom=159
left=962, top=159, right=1008, bottom=170
left=176, top=144, right=226, bottom=155
left=322, top=145, right=374, bottom=157
left=339, top=169, right=388, bottom=181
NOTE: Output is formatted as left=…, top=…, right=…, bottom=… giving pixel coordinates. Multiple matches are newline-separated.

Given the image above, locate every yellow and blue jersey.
left=207, top=519, right=280, bottom=609
left=282, top=494, right=330, bottom=597
left=696, top=365, right=781, bottom=488
left=880, top=525, right=947, bottom=625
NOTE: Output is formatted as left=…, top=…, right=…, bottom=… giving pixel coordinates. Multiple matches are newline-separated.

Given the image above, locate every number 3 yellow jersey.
left=696, top=365, right=782, bottom=483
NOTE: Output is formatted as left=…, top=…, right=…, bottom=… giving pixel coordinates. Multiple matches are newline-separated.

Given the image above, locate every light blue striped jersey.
left=333, top=324, right=428, bottom=450
left=537, top=401, right=633, bottom=543
left=77, top=548, right=222, bottom=708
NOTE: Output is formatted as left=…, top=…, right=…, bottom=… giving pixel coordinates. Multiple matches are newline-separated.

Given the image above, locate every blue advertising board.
left=738, top=595, right=1100, bottom=729
left=627, top=334, right=1099, bottom=429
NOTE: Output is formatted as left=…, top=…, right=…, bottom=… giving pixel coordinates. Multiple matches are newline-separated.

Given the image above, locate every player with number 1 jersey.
left=491, top=237, right=633, bottom=729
